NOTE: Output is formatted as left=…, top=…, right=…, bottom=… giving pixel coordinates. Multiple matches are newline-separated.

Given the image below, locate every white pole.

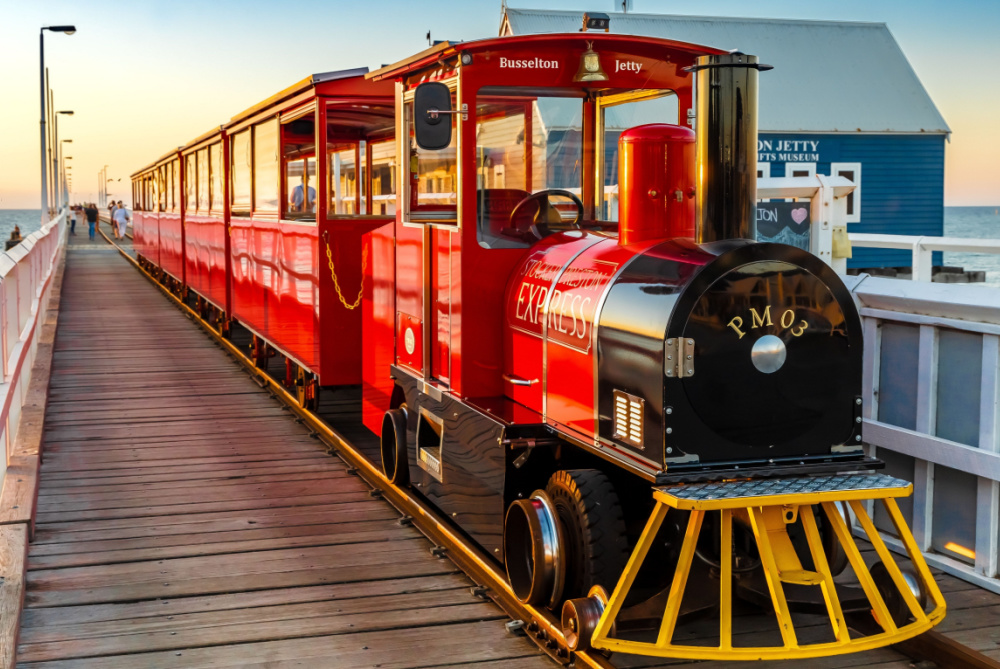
left=39, top=30, right=48, bottom=225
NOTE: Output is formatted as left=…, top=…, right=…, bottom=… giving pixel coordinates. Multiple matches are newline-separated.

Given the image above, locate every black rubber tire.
left=381, top=408, right=409, bottom=486
left=545, top=469, right=628, bottom=601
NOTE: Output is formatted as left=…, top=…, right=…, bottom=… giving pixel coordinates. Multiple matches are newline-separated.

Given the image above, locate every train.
left=131, top=27, right=944, bottom=661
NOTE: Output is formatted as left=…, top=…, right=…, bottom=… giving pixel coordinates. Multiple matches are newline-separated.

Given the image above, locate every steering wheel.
left=508, top=189, right=584, bottom=241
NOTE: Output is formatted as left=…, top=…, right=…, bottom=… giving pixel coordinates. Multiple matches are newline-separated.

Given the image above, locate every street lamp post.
left=55, top=111, right=73, bottom=208
left=39, top=25, right=75, bottom=225
left=61, top=139, right=72, bottom=205
left=63, top=158, right=72, bottom=205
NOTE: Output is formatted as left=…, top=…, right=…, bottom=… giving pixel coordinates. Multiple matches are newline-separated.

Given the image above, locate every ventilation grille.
left=613, top=390, right=644, bottom=449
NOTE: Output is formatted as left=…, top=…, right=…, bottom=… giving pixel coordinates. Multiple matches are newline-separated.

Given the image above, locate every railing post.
left=911, top=237, right=932, bottom=281
left=978, top=335, right=1000, bottom=578
left=912, top=324, right=939, bottom=551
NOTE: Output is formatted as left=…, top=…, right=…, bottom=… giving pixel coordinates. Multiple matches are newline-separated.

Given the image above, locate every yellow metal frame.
left=591, top=483, right=946, bottom=660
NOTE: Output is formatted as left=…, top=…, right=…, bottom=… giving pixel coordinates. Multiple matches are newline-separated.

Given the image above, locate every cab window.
left=597, top=91, right=678, bottom=221
left=407, top=93, right=457, bottom=223
left=475, top=87, right=584, bottom=249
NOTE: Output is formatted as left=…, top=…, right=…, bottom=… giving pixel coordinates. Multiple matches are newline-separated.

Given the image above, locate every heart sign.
left=791, top=207, right=809, bottom=225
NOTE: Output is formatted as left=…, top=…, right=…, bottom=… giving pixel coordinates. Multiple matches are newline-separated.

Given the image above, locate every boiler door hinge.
left=665, top=338, right=695, bottom=378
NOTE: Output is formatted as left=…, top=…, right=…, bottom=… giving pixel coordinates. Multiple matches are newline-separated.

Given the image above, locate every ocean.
left=0, top=206, right=998, bottom=281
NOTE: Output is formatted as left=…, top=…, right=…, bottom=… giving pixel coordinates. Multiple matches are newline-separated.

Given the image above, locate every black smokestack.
left=691, top=53, right=770, bottom=244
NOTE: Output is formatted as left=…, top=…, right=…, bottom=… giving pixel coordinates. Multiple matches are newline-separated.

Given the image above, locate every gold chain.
left=325, top=240, right=367, bottom=310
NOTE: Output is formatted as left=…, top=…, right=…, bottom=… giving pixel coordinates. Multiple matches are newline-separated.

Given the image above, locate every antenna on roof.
left=426, top=30, right=432, bottom=46
left=618, top=0, right=633, bottom=12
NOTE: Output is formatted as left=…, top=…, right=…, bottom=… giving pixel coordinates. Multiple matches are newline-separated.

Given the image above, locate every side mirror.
left=413, top=82, right=453, bottom=151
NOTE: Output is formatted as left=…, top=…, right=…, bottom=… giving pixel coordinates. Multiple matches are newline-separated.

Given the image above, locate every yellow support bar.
left=590, top=474, right=946, bottom=661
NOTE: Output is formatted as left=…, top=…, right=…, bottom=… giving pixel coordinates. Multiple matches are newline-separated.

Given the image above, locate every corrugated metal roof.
left=503, top=8, right=949, bottom=134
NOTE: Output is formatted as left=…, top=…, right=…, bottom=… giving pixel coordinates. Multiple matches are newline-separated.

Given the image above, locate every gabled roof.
left=503, top=8, right=949, bottom=134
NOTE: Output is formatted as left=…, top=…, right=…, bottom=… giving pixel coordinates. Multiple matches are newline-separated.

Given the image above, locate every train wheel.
left=504, top=491, right=564, bottom=606
left=295, top=367, right=319, bottom=412
left=380, top=407, right=409, bottom=485
left=561, top=585, right=611, bottom=652
left=871, top=560, right=927, bottom=628
left=545, top=470, right=628, bottom=602
left=249, top=335, right=268, bottom=369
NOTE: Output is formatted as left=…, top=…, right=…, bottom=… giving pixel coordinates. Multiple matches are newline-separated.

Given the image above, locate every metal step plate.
left=654, top=473, right=912, bottom=510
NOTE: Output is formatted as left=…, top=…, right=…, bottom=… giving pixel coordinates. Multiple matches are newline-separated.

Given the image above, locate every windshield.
left=475, top=88, right=584, bottom=249
left=598, top=91, right=678, bottom=221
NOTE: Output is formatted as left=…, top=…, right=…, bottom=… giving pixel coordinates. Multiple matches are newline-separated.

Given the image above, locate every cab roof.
left=367, top=32, right=727, bottom=81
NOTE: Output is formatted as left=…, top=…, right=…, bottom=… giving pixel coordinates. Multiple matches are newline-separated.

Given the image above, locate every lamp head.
left=57, top=110, right=74, bottom=115
left=44, top=25, right=76, bottom=34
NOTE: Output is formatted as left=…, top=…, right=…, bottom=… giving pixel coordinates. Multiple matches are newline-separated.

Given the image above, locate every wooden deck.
left=10, top=234, right=1000, bottom=668
left=16, top=238, right=551, bottom=668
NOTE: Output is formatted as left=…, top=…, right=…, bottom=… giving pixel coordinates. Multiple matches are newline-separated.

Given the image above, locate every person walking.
left=70, top=204, right=78, bottom=235
left=84, top=202, right=98, bottom=241
left=112, top=201, right=130, bottom=240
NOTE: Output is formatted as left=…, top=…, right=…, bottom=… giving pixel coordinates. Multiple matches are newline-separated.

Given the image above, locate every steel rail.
left=96, top=228, right=611, bottom=669
left=99, top=228, right=1000, bottom=669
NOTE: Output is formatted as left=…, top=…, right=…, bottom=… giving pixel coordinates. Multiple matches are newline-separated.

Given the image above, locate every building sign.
left=757, top=202, right=810, bottom=251
left=758, top=139, right=821, bottom=163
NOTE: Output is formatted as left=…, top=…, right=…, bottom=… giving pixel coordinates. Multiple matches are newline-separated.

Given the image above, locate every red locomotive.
left=132, top=31, right=943, bottom=660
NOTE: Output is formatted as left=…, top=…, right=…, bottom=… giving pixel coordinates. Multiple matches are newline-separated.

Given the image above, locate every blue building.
left=501, top=7, right=951, bottom=269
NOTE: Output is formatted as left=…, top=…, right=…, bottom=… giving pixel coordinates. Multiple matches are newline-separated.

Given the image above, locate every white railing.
left=758, top=175, right=856, bottom=272
left=850, top=233, right=1000, bottom=281
left=847, top=273, right=1000, bottom=593
left=0, top=211, right=66, bottom=487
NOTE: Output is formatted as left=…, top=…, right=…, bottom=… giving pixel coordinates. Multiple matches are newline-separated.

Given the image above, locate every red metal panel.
left=158, top=212, right=184, bottom=282
left=503, top=232, right=602, bottom=414
left=430, top=228, right=451, bottom=384
left=544, top=239, right=639, bottom=439
left=184, top=215, right=228, bottom=312
left=393, top=219, right=424, bottom=374
left=231, top=217, right=319, bottom=372
left=317, top=219, right=390, bottom=385
left=362, top=221, right=396, bottom=435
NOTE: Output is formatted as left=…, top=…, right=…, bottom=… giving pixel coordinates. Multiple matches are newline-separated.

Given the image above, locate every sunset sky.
left=1, top=0, right=997, bottom=208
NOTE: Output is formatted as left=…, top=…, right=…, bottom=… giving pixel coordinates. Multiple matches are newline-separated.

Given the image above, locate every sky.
left=0, top=0, right=997, bottom=208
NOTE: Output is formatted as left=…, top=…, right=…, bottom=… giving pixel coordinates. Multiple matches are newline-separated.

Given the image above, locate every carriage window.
left=282, top=117, right=316, bottom=220
left=370, top=140, right=396, bottom=215
left=254, top=118, right=280, bottom=213
left=231, top=130, right=251, bottom=214
left=151, top=171, right=160, bottom=213
left=475, top=88, right=584, bottom=249
left=408, top=96, right=457, bottom=222
left=329, top=144, right=358, bottom=215
left=170, top=160, right=179, bottom=213
left=158, top=167, right=166, bottom=211
left=185, top=153, right=197, bottom=213
left=597, top=91, right=678, bottom=221
left=197, top=149, right=210, bottom=213
left=210, top=143, right=223, bottom=213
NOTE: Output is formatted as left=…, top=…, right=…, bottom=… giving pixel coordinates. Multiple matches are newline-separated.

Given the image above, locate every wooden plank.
left=20, top=574, right=467, bottom=628
left=27, top=519, right=414, bottom=569
left=35, top=478, right=370, bottom=513
left=25, top=541, right=455, bottom=607
left=34, top=489, right=376, bottom=524
left=32, top=501, right=394, bottom=540
left=0, top=457, right=38, bottom=527
left=12, top=619, right=543, bottom=668
left=17, top=592, right=498, bottom=662
left=0, top=525, right=27, bottom=669
left=32, top=503, right=400, bottom=545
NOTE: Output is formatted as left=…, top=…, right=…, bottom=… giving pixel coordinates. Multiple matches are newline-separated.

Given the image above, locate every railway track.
left=99, top=228, right=1000, bottom=669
